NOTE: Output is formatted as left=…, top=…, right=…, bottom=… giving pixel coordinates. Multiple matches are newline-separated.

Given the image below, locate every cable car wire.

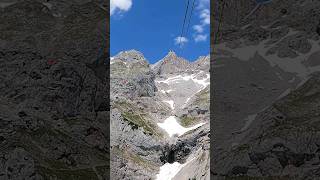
left=185, top=0, right=196, bottom=38
left=178, top=0, right=190, bottom=48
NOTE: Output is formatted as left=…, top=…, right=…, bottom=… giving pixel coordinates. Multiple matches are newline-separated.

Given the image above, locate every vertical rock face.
left=212, top=0, right=320, bottom=179
left=0, top=1, right=109, bottom=179
left=110, top=50, right=165, bottom=179
left=110, top=50, right=157, bottom=98
left=110, top=50, right=210, bottom=179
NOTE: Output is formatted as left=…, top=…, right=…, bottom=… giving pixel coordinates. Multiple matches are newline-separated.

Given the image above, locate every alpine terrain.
left=0, top=0, right=109, bottom=179
left=212, top=0, right=320, bottom=179
left=110, top=50, right=210, bottom=180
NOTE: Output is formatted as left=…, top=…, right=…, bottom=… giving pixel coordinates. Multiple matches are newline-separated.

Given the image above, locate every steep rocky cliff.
left=0, top=0, right=109, bottom=179
left=110, top=50, right=210, bottom=180
left=212, top=0, right=320, bottom=179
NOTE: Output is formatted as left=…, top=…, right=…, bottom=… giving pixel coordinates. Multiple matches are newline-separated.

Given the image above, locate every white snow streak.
left=110, top=57, right=115, bottom=64
left=191, top=73, right=210, bottom=91
left=157, top=72, right=210, bottom=106
left=214, top=30, right=320, bottom=78
left=163, top=100, right=174, bottom=110
left=160, top=89, right=173, bottom=94
left=155, top=71, right=209, bottom=179
left=156, top=73, right=210, bottom=88
left=156, top=157, right=195, bottom=180
left=157, top=116, right=205, bottom=137
left=156, top=156, right=196, bottom=180
left=156, top=162, right=185, bottom=180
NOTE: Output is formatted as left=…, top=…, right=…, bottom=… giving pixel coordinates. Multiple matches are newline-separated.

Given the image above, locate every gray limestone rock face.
left=212, top=0, right=320, bottom=57
left=211, top=1, right=320, bottom=179
left=172, top=124, right=210, bottom=180
left=114, top=50, right=146, bottom=62
left=152, top=51, right=191, bottom=75
left=302, top=50, right=320, bottom=67
left=110, top=50, right=210, bottom=179
left=2, top=148, right=39, bottom=180
left=110, top=50, right=171, bottom=179
left=213, top=72, right=320, bottom=179
left=0, top=0, right=109, bottom=179
left=111, top=50, right=157, bottom=99
left=110, top=108, right=163, bottom=179
left=192, top=55, right=210, bottom=72
left=267, top=32, right=313, bottom=58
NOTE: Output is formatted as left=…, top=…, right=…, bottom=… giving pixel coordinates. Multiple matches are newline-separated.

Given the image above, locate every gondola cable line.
left=177, top=0, right=197, bottom=58
left=185, top=0, right=197, bottom=39
left=178, top=0, right=190, bottom=48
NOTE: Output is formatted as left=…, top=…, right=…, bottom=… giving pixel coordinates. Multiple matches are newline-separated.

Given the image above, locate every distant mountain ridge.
left=111, top=50, right=210, bottom=75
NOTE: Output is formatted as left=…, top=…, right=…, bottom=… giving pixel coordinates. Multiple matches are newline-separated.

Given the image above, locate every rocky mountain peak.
left=165, top=50, right=177, bottom=58
left=114, top=49, right=147, bottom=62
left=192, top=55, right=210, bottom=71
left=111, top=48, right=210, bottom=179
left=194, top=55, right=209, bottom=64
left=152, top=50, right=190, bottom=75
left=162, top=50, right=183, bottom=63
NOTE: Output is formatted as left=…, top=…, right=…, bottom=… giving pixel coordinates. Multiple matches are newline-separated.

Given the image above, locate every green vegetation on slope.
left=180, top=116, right=197, bottom=127
left=122, top=112, right=158, bottom=136
left=112, top=146, right=158, bottom=171
left=193, top=86, right=209, bottom=106
left=114, top=101, right=163, bottom=138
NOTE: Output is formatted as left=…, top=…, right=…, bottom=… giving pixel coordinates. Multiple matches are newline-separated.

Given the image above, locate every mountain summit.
left=164, top=50, right=179, bottom=59
left=114, top=49, right=146, bottom=62
left=152, top=51, right=191, bottom=75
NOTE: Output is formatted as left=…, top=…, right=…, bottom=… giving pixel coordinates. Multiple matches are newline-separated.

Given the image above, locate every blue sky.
left=110, top=0, right=210, bottom=64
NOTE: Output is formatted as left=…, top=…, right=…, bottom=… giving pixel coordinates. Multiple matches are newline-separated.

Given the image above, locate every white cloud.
left=197, top=0, right=209, bottom=10
left=193, top=25, right=204, bottom=33
left=200, top=9, right=210, bottom=25
left=191, top=0, right=209, bottom=43
left=194, top=34, right=207, bottom=42
left=110, top=0, right=132, bottom=15
left=174, top=36, right=188, bottom=46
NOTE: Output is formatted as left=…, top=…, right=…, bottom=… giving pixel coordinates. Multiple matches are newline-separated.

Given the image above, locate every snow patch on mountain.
left=213, top=29, right=320, bottom=78
left=156, top=162, right=185, bottom=180
left=163, top=100, right=174, bottom=110
left=156, top=157, right=195, bottom=180
left=157, top=116, right=205, bottom=137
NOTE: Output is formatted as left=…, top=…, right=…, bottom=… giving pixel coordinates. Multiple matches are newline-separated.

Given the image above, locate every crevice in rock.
left=159, top=143, right=192, bottom=164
